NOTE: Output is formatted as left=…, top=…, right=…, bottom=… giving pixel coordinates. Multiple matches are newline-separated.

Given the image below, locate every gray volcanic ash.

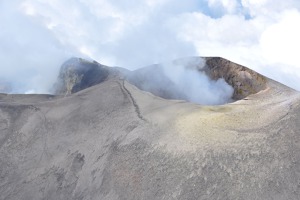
left=0, top=57, right=299, bottom=200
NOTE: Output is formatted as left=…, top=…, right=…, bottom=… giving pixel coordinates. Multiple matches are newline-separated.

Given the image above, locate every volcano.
left=0, top=57, right=300, bottom=200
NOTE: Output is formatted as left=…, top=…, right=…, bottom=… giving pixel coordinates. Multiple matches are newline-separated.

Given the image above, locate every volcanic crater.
left=55, top=57, right=268, bottom=104
left=1, top=56, right=300, bottom=200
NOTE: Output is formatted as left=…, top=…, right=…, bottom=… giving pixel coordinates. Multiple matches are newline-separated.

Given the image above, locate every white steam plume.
left=128, top=57, right=234, bottom=105
left=161, top=59, right=233, bottom=105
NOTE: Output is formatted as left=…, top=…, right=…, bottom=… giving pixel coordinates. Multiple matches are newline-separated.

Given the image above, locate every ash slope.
left=1, top=58, right=300, bottom=200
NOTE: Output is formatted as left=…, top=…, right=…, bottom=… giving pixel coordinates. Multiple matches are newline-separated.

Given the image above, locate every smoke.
left=161, top=58, right=234, bottom=105
left=128, top=57, right=234, bottom=105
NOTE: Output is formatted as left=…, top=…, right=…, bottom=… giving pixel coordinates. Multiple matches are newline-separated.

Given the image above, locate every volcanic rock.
left=54, top=57, right=121, bottom=95
left=204, top=57, right=267, bottom=100
left=0, top=57, right=300, bottom=200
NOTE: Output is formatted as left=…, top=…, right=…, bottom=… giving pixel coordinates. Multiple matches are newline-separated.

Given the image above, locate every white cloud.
left=260, top=10, right=300, bottom=67
left=173, top=3, right=300, bottom=90
left=207, top=0, right=240, bottom=14
left=0, top=0, right=300, bottom=93
left=242, top=0, right=300, bottom=18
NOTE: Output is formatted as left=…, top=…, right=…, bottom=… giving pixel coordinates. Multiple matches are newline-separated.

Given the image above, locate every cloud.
left=260, top=10, right=300, bottom=66
left=0, top=0, right=78, bottom=93
left=207, top=0, right=240, bottom=15
left=242, top=0, right=300, bottom=17
left=174, top=2, right=300, bottom=90
left=0, top=0, right=300, bottom=93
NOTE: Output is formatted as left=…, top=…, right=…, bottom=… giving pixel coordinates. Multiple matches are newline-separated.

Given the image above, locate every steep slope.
left=0, top=57, right=300, bottom=200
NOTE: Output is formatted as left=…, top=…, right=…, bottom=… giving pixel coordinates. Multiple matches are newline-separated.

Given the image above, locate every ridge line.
left=120, top=79, right=146, bottom=122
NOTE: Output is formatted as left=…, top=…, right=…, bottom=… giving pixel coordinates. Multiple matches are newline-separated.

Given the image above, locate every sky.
left=0, top=0, right=300, bottom=93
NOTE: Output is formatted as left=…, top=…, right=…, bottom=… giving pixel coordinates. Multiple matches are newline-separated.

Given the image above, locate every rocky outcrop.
left=204, top=57, right=267, bottom=100
left=54, top=58, right=113, bottom=95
